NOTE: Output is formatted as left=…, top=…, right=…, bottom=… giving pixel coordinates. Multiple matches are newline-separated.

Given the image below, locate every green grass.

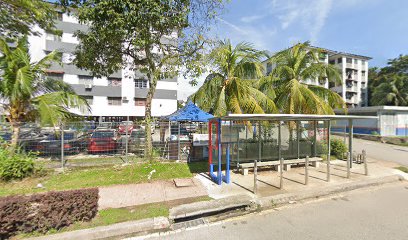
left=0, top=162, right=207, bottom=197
left=18, top=195, right=213, bottom=238
left=396, top=166, right=408, bottom=174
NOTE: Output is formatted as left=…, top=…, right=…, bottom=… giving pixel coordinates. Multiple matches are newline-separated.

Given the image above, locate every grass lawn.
left=396, top=166, right=408, bottom=174
left=0, top=161, right=207, bottom=197
left=18, top=196, right=213, bottom=238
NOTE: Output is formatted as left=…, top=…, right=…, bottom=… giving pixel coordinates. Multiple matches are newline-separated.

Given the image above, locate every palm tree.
left=263, top=42, right=345, bottom=115
left=0, top=36, right=89, bottom=149
left=371, top=75, right=408, bottom=106
left=191, top=40, right=277, bottom=116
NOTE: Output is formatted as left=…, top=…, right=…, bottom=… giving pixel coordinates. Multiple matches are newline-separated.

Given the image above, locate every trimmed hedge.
left=0, top=188, right=99, bottom=238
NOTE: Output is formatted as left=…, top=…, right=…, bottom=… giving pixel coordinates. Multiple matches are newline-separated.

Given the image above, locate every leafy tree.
left=66, top=0, right=225, bottom=158
left=369, top=55, right=408, bottom=106
left=371, top=75, right=408, bottom=106
left=0, top=0, right=59, bottom=39
left=191, top=40, right=277, bottom=116
left=0, top=36, right=89, bottom=149
left=263, top=42, right=345, bottom=115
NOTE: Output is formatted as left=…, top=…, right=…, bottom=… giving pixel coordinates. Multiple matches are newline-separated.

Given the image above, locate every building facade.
left=27, top=12, right=177, bottom=121
left=263, top=47, right=371, bottom=108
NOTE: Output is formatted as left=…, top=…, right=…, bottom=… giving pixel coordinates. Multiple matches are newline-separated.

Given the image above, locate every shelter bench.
left=238, top=157, right=322, bottom=176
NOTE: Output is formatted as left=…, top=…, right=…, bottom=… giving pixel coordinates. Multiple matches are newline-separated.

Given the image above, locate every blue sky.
left=212, top=0, right=408, bottom=67
left=178, top=0, right=408, bottom=100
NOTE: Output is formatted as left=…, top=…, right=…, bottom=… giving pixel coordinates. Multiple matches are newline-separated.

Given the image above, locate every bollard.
left=327, top=153, right=331, bottom=182
left=347, top=152, right=351, bottom=179
left=305, top=156, right=309, bottom=185
left=363, top=150, right=368, bottom=176
left=280, top=158, right=284, bottom=189
left=254, top=159, right=258, bottom=194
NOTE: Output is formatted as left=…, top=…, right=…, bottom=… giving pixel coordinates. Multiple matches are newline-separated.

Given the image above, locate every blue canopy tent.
left=163, top=101, right=214, bottom=122
left=161, top=101, right=213, bottom=161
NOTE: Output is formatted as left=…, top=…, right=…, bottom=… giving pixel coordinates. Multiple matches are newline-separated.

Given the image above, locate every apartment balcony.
left=346, top=85, right=358, bottom=92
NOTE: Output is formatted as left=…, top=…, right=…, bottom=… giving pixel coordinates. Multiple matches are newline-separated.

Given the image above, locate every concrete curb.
left=27, top=217, right=170, bottom=240
left=256, top=174, right=405, bottom=209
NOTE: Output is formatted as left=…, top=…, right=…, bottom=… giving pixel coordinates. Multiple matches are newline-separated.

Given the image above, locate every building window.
left=266, top=63, right=272, bottom=74
left=108, top=97, right=122, bottom=106
left=54, top=12, right=63, bottom=21
left=135, top=79, right=148, bottom=88
left=47, top=73, right=64, bottom=81
left=361, top=60, right=366, bottom=67
left=329, top=59, right=335, bottom=65
left=134, top=98, right=146, bottom=106
left=362, top=71, right=366, bottom=77
left=82, top=96, right=93, bottom=105
left=337, top=58, right=342, bottom=63
left=346, top=58, right=352, bottom=64
left=108, top=77, right=122, bottom=86
left=45, top=32, right=61, bottom=41
left=354, top=59, right=358, bottom=64
left=78, top=75, right=94, bottom=85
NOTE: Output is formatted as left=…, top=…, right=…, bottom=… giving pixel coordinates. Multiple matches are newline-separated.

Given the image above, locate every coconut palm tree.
left=191, top=40, right=277, bottom=116
left=0, top=36, right=89, bottom=149
left=263, top=42, right=345, bottom=115
left=371, top=75, right=408, bottom=106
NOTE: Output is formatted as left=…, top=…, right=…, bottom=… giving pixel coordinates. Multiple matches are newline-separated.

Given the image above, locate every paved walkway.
left=196, top=158, right=404, bottom=199
left=98, top=178, right=207, bottom=209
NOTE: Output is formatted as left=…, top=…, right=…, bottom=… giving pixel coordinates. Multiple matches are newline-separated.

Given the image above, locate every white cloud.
left=240, top=14, right=265, bottom=23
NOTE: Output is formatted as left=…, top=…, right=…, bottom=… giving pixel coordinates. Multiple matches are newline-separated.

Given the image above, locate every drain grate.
left=172, top=218, right=207, bottom=230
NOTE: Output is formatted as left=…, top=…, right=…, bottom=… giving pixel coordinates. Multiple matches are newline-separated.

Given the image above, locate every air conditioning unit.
left=85, top=84, right=93, bottom=89
left=122, top=96, right=129, bottom=102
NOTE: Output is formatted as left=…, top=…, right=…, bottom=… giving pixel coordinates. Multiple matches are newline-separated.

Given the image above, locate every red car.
left=88, top=129, right=120, bottom=154
left=118, top=121, right=134, bottom=135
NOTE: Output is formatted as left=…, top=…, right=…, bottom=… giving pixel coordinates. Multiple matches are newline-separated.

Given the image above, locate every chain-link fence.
left=0, top=120, right=209, bottom=168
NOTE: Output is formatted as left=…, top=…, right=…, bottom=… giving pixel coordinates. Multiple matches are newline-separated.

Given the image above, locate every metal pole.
left=237, top=124, right=240, bottom=169
left=258, top=122, right=262, bottom=162
left=254, top=159, right=258, bottom=194
left=347, top=152, right=351, bottom=179
left=125, top=116, right=129, bottom=163
left=168, top=121, right=171, bottom=160
left=313, top=121, right=317, bottom=157
left=348, top=119, right=353, bottom=168
left=296, top=121, right=300, bottom=159
left=363, top=149, right=368, bottom=176
left=278, top=122, right=282, bottom=161
left=279, top=158, right=284, bottom=189
left=60, top=123, right=64, bottom=172
left=327, top=120, right=331, bottom=182
left=305, top=156, right=309, bottom=185
left=178, top=122, right=181, bottom=160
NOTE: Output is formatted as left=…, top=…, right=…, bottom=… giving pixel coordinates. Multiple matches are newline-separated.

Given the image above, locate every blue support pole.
left=224, top=144, right=231, bottom=183
left=217, top=118, right=222, bottom=185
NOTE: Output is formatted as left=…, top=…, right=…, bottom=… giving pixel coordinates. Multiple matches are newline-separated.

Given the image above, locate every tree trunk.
left=10, top=122, right=21, bottom=151
left=145, top=87, right=154, bottom=160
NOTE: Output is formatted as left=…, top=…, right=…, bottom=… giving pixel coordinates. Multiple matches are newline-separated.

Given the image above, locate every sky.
left=177, top=0, right=408, bottom=100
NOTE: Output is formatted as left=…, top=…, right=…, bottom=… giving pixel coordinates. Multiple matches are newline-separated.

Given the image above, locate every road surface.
left=138, top=183, right=408, bottom=240
left=339, top=136, right=408, bottom=166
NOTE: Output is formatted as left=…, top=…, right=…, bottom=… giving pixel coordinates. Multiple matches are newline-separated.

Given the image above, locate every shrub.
left=330, top=139, right=348, bottom=159
left=0, top=147, right=36, bottom=181
left=0, top=188, right=99, bottom=238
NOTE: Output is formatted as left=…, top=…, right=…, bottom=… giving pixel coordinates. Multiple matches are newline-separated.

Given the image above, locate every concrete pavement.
left=335, top=135, right=408, bottom=166
left=137, top=182, right=408, bottom=240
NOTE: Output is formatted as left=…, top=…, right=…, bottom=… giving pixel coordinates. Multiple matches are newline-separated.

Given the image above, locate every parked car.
left=96, top=122, right=113, bottom=130
left=118, top=121, right=134, bottom=135
left=128, top=129, right=147, bottom=154
left=34, top=131, right=88, bottom=156
left=88, top=129, right=120, bottom=154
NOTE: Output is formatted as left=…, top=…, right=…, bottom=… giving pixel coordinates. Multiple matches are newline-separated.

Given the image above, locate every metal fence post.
left=254, top=159, right=258, bottom=194
left=305, top=156, right=309, bottom=185
left=125, top=116, right=129, bottom=163
left=280, top=158, right=284, bottom=189
left=347, top=152, right=351, bottom=179
left=60, top=123, right=64, bottom=171
left=178, top=122, right=180, bottom=160
left=327, top=120, right=331, bottom=182
left=363, top=149, right=368, bottom=176
left=296, top=121, right=300, bottom=159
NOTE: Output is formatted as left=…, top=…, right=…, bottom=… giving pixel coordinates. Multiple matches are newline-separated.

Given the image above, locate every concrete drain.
left=172, top=218, right=207, bottom=230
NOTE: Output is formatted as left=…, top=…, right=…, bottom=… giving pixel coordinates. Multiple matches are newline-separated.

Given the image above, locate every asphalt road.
left=337, top=136, right=408, bottom=166
left=139, top=183, right=408, bottom=240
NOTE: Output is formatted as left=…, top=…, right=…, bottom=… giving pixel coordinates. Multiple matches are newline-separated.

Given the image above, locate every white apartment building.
left=27, top=12, right=177, bottom=122
left=263, top=47, right=371, bottom=108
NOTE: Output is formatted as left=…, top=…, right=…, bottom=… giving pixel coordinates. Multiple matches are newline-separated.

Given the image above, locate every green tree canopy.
left=191, top=40, right=277, bottom=116
left=0, top=0, right=59, bottom=39
left=263, top=42, right=345, bottom=114
left=67, top=0, right=225, bottom=158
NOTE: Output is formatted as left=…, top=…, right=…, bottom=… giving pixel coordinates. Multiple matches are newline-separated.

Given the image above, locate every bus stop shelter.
left=208, top=114, right=378, bottom=185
